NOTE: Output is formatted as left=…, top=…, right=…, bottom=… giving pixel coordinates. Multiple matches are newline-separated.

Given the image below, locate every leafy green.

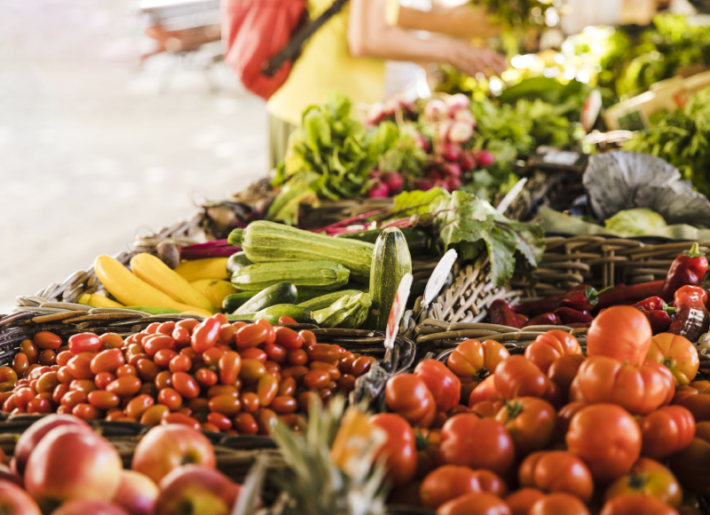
left=366, top=121, right=427, bottom=187
left=623, top=87, right=710, bottom=197
left=605, top=208, right=667, bottom=237
left=387, top=187, right=449, bottom=217
left=415, top=190, right=545, bottom=286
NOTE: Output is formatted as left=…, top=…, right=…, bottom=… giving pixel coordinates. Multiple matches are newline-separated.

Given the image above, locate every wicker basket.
left=511, top=237, right=710, bottom=301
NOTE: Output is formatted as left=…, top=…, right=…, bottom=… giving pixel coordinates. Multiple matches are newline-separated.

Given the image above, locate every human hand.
left=447, top=42, right=507, bottom=78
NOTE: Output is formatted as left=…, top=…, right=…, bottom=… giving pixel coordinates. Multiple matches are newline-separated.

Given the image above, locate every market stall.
left=5, top=7, right=710, bottom=515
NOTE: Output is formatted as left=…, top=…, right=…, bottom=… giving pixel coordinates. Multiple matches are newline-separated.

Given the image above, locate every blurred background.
left=0, top=0, right=267, bottom=312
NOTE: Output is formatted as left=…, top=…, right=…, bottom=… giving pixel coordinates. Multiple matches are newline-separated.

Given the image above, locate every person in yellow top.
left=267, top=0, right=506, bottom=169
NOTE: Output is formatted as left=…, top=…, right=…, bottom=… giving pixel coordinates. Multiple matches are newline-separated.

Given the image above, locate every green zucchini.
left=298, top=289, right=363, bottom=310
left=295, top=289, right=328, bottom=304
left=228, top=221, right=374, bottom=282
left=227, top=304, right=314, bottom=324
left=314, top=293, right=371, bottom=329
left=337, top=228, right=431, bottom=256
left=234, top=282, right=297, bottom=315
left=232, top=261, right=349, bottom=292
left=222, top=291, right=258, bottom=313
left=226, top=252, right=253, bottom=275
left=363, top=228, right=412, bottom=330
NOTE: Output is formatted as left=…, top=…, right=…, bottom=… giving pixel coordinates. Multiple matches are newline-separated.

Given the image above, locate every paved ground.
left=0, top=0, right=268, bottom=312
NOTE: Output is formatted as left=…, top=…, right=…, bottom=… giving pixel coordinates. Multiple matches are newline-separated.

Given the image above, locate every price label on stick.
left=422, top=249, right=458, bottom=309
left=385, top=273, right=413, bottom=350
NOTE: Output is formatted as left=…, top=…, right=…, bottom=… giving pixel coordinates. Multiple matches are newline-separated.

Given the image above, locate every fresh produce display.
left=0, top=413, right=244, bottom=515
left=0, top=316, right=378, bottom=432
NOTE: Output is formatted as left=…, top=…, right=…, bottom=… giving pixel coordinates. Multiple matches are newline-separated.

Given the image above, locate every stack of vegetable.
left=502, top=244, right=710, bottom=342
left=371, top=309, right=707, bottom=514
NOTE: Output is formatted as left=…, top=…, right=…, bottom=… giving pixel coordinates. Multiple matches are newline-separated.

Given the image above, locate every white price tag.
left=384, top=273, right=413, bottom=350
left=422, top=249, right=458, bottom=308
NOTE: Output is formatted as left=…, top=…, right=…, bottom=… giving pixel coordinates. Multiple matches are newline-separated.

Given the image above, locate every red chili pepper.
left=643, top=310, right=673, bottom=334
left=669, top=285, right=710, bottom=342
left=525, top=313, right=559, bottom=327
left=512, top=294, right=564, bottom=317
left=490, top=300, right=525, bottom=329
left=559, top=284, right=611, bottom=312
left=594, top=281, right=664, bottom=312
left=661, top=243, right=708, bottom=302
left=554, top=307, right=593, bottom=325
left=632, top=296, right=666, bottom=312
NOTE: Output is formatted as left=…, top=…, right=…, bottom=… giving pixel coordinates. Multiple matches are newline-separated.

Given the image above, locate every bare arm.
left=397, top=4, right=502, bottom=41
left=348, top=0, right=506, bottom=76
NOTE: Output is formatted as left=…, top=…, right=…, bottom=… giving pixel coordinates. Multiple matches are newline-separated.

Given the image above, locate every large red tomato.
left=575, top=356, right=671, bottom=414
left=438, top=413, right=515, bottom=476
left=468, top=375, right=499, bottom=406
left=640, top=405, right=695, bottom=460
left=505, top=488, right=546, bottom=515
left=529, top=493, right=590, bottom=515
left=495, top=398, right=556, bottom=456
left=672, top=381, right=710, bottom=422
left=437, top=492, right=512, bottom=515
left=587, top=306, right=652, bottom=367
left=419, top=465, right=482, bottom=510
left=599, top=494, right=678, bottom=515
left=566, top=404, right=642, bottom=485
left=414, top=360, right=461, bottom=413
left=447, top=339, right=510, bottom=379
left=646, top=333, right=699, bottom=386
left=369, top=414, right=417, bottom=488
left=548, top=354, right=586, bottom=402
left=519, top=451, right=593, bottom=502
left=525, top=330, right=582, bottom=374
left=385, top=373, right=436, bottom=428
left=495, top=356, right=547, bottom=400
left=415, top=428, right=441, bottom=479
left=669, top=421, right=710, bottom=495
left=604, top=458, right=681, bottom=507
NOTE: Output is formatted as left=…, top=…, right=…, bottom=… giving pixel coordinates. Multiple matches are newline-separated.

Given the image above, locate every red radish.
left=438, top=120, right=453, bottom=144
left=382, top=172, right=404, bottom=193
left=446, top=93, right=471, bottom=114
left=453, top=109, right=475, bottom=125
left=366, top=103, right=387, bottom=125
left=459, top=152, right=477, bottom=171
left=367, top=182, right=390, bottom=198
left=424, top=99, right=448, bottom=122
left=449, top=121, right=474, bottom=144
left=414, top=132, right=431, bottom=152
left=426, top=169, right=443, bottom=183
left=442, top=162, right=462, bottom=178
left=369, top=169, right=381, bottom=180
left=414, top=179, right=434, bottom=191
left=475, top=150, right=496, bottom=168
left=447, top=177, right=462, bottom=190
left=441, top=143, right=462, bottom=162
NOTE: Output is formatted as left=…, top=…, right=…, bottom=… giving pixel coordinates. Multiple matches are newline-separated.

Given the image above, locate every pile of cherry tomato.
left=371, top=305, right=709, bottom=515
left=0, top=315, right=376, bottom=435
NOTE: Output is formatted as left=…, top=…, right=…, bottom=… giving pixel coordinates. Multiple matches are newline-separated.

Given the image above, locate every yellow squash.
left=94, top=255, right=212, bottom=317
left=78, top=294, right=124, bottom=308
left=190, top=279, right=238, bottom=309
left=131, top=253, right=216, bottom=313
left=174, top=258, right=229, bottom=282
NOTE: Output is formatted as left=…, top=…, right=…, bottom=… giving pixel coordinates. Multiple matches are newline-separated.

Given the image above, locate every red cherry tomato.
left=68, top=333, right=101, bottom=354
left=191, top=317, right=221, bottom=353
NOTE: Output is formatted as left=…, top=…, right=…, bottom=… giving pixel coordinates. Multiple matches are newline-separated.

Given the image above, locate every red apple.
left=14, top=414, right=90, bottom=476
left=52, top=499, right=130, bottom=515
left=25, top=426, right=122, bottom=512
left=0, top=480, right=41, bottom=515
left=131, top=425, right=216, bottom=484
left=112, top=470, right=158, bottom=515
left=154, top=465, right=241, bottom=515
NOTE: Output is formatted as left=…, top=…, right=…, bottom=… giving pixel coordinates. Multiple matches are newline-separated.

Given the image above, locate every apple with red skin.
left=0, top=480, right=41, bottom=515
left=132, top=425, right=216, bottom=485
left=25, top=426, right=122, bottom=512
left=52, top=499, right=130, bottom=515
left=14, top=414, right=90, bottom=476
left=154, top=465, right=241, bottom=515
left=112, top=470, right=158, bottom=515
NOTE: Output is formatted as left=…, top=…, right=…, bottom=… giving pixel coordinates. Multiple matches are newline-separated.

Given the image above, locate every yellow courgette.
left=78, top=294, right=124, bottom=308
left=131, top=253, right=216, bottom=313
left=175, top=258, right=229, bottom=282
left=94, top=255, right=210, bottom=315
left=190, top=279, right=237, bottom=309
